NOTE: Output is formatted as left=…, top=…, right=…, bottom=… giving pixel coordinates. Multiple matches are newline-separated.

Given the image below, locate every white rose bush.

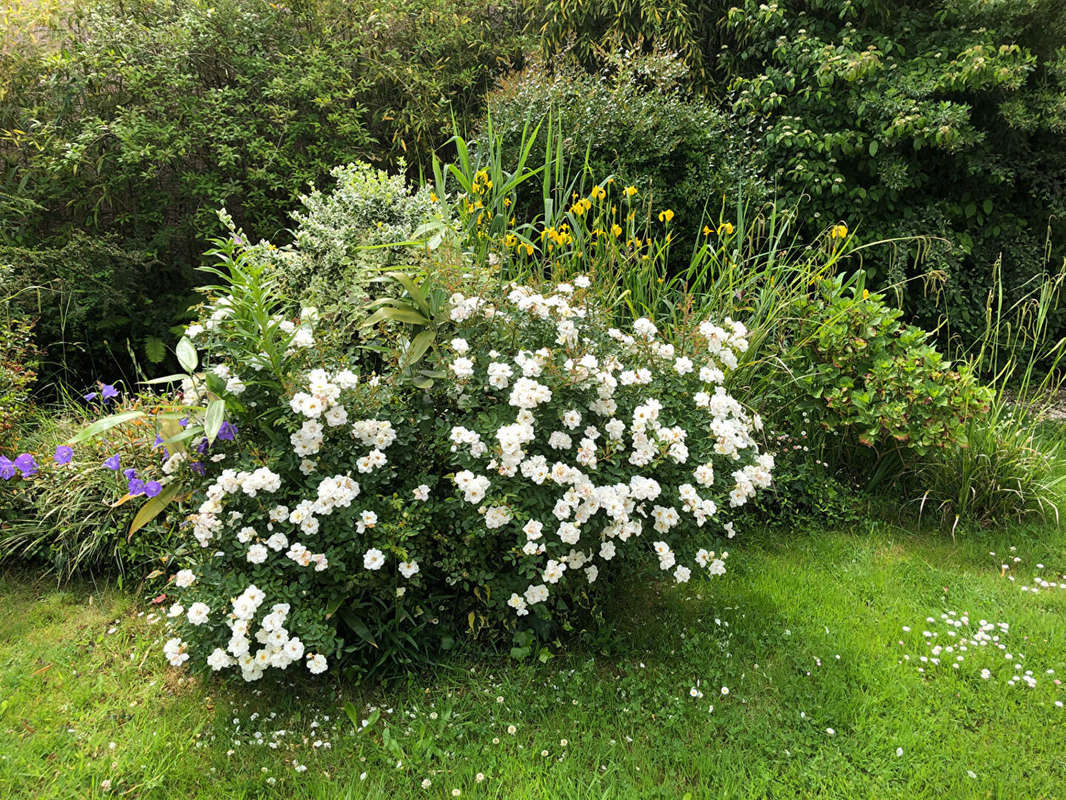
left=154, top=228, right=775, bottom=682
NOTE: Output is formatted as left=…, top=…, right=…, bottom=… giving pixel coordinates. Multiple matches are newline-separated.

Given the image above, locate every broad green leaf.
left=402, top=329, right=436, bottom=368
left=144, top=336, right=166, bottom=364
left=203, top=399, right=226, bottom=444
left=175, top=337, right=198, bottom=373
left=340, top=608, right=377, bottom=647
left=360, top=306, right=430, bottom=328
left=386, top=271, right=428, bottom=311
left=68, top=410, right=145, bottom=444
left=128, top=482, right=183, bottom=538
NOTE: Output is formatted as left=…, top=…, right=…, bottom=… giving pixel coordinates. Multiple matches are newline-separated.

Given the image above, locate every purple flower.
left=128, top=478, right=146, bottom=496
left=161, top=448, right=170, bottom=461
left=0, top=456, right=15, bottom=480
left=123, top=467, right=138, bottom=481
left=54, top=445, right=74, bottom=465
left=103, top=454, right=121, bottom=471
left=217, top=421, right=237, bottom=441
left=190, top=461, right=206, bottom=476
left=194, top=437, right=209, bottom=456
left=83, top=391, right=99, bottom=402
left=152, top=434, right=164, bottom=449
left=143, top=480, right=162, bottom=498
left=13, top=453, right=37, bottom=477
left=101, top=383, right=119, bottom=401
left=179, top=417, right=189, bottom=428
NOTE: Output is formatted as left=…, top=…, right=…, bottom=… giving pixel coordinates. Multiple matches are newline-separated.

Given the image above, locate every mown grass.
left=2, top=520, right=1065, bottom=799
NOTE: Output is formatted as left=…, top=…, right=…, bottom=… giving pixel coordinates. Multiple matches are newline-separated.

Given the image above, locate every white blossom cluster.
left=164, top=277, right=773, bottom=680
left=440, top=282, right=772, bottom=619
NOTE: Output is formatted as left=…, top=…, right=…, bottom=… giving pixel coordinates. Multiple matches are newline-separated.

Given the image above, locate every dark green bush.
left=0, top=0, right=528, bottom=384
left=0, top=234, right=186, bottom=387
left=531, top=0, right=1066, bottom=344
left=0, top=265, right=40, bottom=448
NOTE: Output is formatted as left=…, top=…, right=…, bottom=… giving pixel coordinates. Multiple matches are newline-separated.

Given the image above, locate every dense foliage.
left=532, top=0, right=1066, bottom=342
left=0, top=0, right=527, bottom=383
left=791, top=275, right=993, bottom=458
left=0, top=266, right=39, bottom=447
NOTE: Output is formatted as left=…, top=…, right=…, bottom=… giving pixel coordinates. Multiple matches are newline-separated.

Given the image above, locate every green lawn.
left=2, top=519, right=1065, bottom=799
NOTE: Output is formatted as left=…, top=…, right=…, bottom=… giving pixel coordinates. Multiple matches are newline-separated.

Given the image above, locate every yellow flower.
left=830, top=223, right=848, bottom=240
left=522, top=243, right=534, bottom=257
left=862, top=289, right=870, bottom=300
left=658, top=209, right=674, bottom=223
left=504, top=233, right=517, bottom=247
left=430, top=192, right=439, bottom=203
left=703, top=225, right=712, bottom=236
left=611, top=223, right=623, bottom=237
left=503, top=197, right=512, bottom=208
left=570, top=198, right=592, bottom=216
left=590, top=185, right=606, bottom=200
left=623, top=185, right=637, bottom=198
left=718, top=222, right=734, bottom=235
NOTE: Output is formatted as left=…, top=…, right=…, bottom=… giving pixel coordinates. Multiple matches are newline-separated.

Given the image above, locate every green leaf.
left=360, top=306, right=430, bottom=329
left=128, top=481, right=183, bottom=538
left=343, top=701, right=361, bottom=730
left=386, top=271, right=428, bottom=312
left=141, top=373, right=188, bottom=385
left=203, top=399, right=226, bottom=444
left=175, top=337, right=198, bottom=373
left=340, top=608, right=377, bottom=647
left=68, top=410, right=145, bottom=444
left=868, top=140, right=879, bottom=157
left=402, top=329, right=436, bottom=368
left=144, top=336, right=166, bottom=364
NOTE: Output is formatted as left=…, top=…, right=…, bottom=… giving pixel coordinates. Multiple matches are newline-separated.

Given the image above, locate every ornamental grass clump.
left=157, top=233, right=773, bottom=681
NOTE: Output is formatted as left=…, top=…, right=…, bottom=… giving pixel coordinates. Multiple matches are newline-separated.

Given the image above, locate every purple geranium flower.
left=83, top=391, right=99, bottom=402
left=190, top=461, right=206, bottom=476
left=103, top=454, right=121, bottom=471
left=54, top=445, right=74, bottom=465
left=217, top=421, right=237, bottom=441
left=152, top=434, right=164, bottom=449
left=101, top=383, right=119, bottom=401
left=179, top=417, right=189, bottom=428
left=128, top=477, right=146, bottom=496
left=13, top=453, right=37, bottom=477
left=123, top=467, right=138, bottom=481
left=143, top=480, right=162, bottom=498
left=194, top=437, right=209, bottom=456
left=0, top=456, right=15, bottom=480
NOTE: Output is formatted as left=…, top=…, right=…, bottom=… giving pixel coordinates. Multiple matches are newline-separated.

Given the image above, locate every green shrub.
left=0, top=0, right=528, bottom=384
left=912, top=263, right=1066, bottom=524
left=790, top=275, right=993, bottom=467
left=271, top=162, right=455, bottom=353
